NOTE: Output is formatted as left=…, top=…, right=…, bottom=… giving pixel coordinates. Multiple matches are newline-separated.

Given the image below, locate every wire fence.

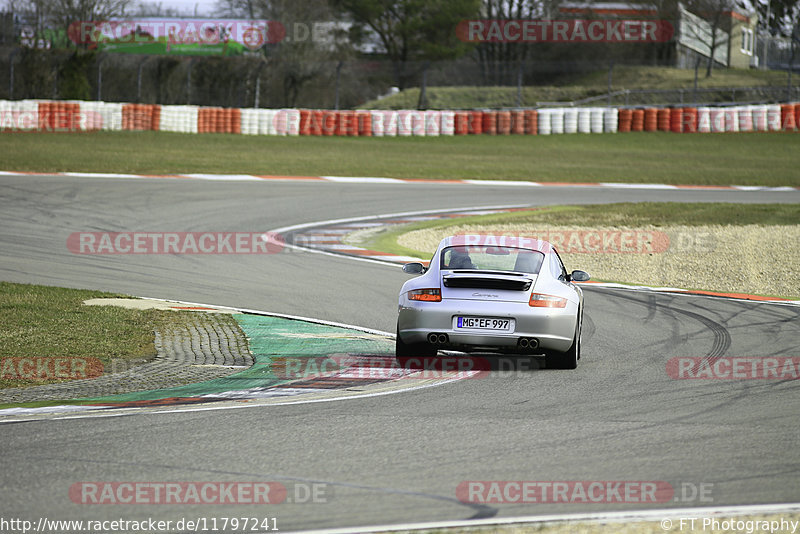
left=0, top=46, right=797, bottom=109
left=0, top=48, right=391, bottom=109
left=539, top=85, right=800, bottom=107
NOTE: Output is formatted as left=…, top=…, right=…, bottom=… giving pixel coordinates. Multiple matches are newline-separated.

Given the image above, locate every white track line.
left=2, top=376, right=468, bottom=423
left=463, top=179, right=541, bottom=186
left=181, top=173, right=264, bottom=181
left=3, top=170, right=798, bottom=191
left=60, top=172, right=154, bottom=179
left=139, top=297, right=396, bottom=338
left=266, top=204, right=529, bottom=268
left=321, top=176, right=406, bottom=184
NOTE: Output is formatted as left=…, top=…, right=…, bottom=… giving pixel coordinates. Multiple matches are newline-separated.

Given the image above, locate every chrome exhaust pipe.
left=428, top=333, right=449, bottom=345
left=518, top=338, right=540, bottom=350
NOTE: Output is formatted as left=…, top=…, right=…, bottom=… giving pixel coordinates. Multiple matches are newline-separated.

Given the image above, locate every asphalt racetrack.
left=1, top=174, right=799, bottom=532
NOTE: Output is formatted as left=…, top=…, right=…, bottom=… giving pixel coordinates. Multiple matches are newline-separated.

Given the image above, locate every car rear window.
left=441, top=246, right=544, bottom=274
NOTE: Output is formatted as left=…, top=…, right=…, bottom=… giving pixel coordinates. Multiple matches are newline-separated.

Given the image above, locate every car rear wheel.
left=546, top=309, right=581, bottom=370
left=396, top=324, right=438, bottom=359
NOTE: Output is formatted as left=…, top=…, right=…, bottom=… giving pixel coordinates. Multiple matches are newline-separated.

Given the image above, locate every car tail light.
left=408, top=289, right=441, bottom=302
left=529, top=293, right=568, bottom=308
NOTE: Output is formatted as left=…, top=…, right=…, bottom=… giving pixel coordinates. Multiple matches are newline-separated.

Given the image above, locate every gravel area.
left=398, top=224, right=800, bottom=298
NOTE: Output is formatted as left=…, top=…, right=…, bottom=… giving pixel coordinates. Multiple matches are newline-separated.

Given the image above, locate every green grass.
left=568, top=65, right=789, bottom=88
left=362, top=66, right=795, bottom=109
left=365, top=224, right=438, bottom=262
left=1, top=130, right=798, bottom=186
left=0, top=281, right=223, bottom=390
left=360, top=203, right=800, bottom=259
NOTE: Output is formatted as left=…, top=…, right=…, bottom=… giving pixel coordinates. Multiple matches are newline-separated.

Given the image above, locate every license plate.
left=455, top=316, right=514, bottom=332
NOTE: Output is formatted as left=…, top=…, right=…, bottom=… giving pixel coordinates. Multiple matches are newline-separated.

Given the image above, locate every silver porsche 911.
left=396, top=235, right=590, bottom=369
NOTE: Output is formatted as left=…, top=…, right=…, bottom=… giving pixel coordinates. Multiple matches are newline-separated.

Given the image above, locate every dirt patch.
left=397, top=224, right=800, bottom=298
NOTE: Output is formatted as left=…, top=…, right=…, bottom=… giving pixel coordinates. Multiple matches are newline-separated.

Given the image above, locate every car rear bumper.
left=398, top=298, right=577, bottom=353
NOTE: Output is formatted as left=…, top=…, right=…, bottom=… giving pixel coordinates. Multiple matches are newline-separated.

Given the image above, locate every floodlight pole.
left=96, top=55, right=105, bottom=101
left=9, top=47, right=19, bottom=99
left=761, top=0, right=771, bottom=70
left=334, top=61, right=342, bottom=110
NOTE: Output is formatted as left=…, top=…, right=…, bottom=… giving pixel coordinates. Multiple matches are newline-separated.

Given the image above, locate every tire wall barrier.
left=1, top=100, right=798, bottom=135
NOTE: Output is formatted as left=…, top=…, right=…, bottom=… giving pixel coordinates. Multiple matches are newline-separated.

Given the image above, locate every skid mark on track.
left=596, top=289, right=732, bottom=359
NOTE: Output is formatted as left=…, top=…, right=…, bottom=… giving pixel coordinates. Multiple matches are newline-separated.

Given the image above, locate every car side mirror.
left=402, top=262, right=426, bottom=275
left=568, top=270, right=590, bottom=282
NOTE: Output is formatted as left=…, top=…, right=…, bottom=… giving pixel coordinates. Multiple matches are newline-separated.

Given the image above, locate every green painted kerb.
left=85, top=314, right=393, bottom=403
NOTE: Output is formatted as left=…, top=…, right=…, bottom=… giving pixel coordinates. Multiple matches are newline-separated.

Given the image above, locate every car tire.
left=396, top=325, right=438, bottom=359
left=546, top=309, right=581, bottom=370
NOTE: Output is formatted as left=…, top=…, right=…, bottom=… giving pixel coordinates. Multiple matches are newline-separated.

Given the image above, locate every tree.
left=334, top=0, right=481, bottom=89
left=7, top=0, right=132, bottom=46
left=215, top=0, right=356, bottom=107
left=755, top=0, right=800, bottom=37
left=130, top=2, right=194, bottom=17
left=59, top=49, right=93, bottom=99
left=49, top=0, right=132, bottom=37
left=216, top=0, right=258, bottom=18
left=472, top=0, right=558, bottom=85
left=682, top=0, right=747, bottom=77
